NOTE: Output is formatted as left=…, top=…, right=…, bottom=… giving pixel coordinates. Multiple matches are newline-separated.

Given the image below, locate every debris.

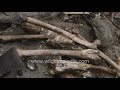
left=26, top=17, right=97, bottom=49
left=47, top=31, right=73, bottom=44
left=25, top=16, right=120, bottom=73
left=83, top=16, right=120, bottom=71
left=83, top=71, right=92, bottom=78
left=50, top=60, right=117, bottom=75
left=0, top=12, right=120, bottom=78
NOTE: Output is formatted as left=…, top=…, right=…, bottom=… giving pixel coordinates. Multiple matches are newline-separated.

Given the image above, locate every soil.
left=0, top=12, right=120, bottom=78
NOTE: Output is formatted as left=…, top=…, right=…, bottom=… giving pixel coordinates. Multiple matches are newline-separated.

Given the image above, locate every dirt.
left=0, top=12, right=120, bottom=78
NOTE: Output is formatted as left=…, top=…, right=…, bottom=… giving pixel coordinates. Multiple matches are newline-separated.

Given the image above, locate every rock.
left=0, top=14, right=11, bottom=31
left=114, top=46, right=120, bottom=58
left=92, top=17, right=114, bottom=48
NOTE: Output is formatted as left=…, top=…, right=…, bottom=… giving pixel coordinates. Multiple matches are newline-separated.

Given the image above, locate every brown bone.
left=0, top=35, right=50, bottom=42
left=17, top=49, right=100, bottom=60
left=63, top=12, right=90, bottom=15
left=116, top=57, right=120, bottom=77
left=26, top=17, right=120, bottom=71
left=27, top=17, right=97, bottom=49
left=50, top=60, right=117, bottom=75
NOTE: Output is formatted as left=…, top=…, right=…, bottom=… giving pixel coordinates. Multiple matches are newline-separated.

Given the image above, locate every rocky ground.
left=0, top=12, right=120, bottom=78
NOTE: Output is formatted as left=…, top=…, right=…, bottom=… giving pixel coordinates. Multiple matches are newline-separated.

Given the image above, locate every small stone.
left=41, top=28, right=44, bottom=31
left=17, top=76, right=19, bottom=78
left=83, top=71, right=92, bottom=78
left=27, top=64, right=34, bottom=70
left=31, top=76, right=34, bottom=78
left=1, top=50, right=3, bottom=52
left=10, top=30, right=13, bottom=32
left=83, top=76, right=87, bottom=78
left=49, top=69, right=55, bottom=75
left=79, top=24, right=84, bottom=27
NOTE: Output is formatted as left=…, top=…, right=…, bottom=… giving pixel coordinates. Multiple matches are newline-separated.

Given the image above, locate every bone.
left=50, top=60, right=117, bottom=75
left=0, top=35, right=50, bottom=42
left=17, top=49, right=100, bottom=60
left=63, top=12, right=90, bottom=15
left=98, top=51, right=120, bottom=72
left=116, top=57, right=120, bottom=77
left=25, top=17, right=120, bottom=72
left=27, top=17, right=97, bottom=49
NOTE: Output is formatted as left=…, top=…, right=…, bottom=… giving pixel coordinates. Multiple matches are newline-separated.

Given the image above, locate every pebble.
left=1, top=49, right=3, bottom=52
left=10, top=30, right=13, bottom=32
left=83, top=76, right=87, bottom=78
left=27, top=64, right=35, bottom=70
left=83, top=71, right=92, bottom=78
left=31, top=76, right=34, bottom=78
left=17, top=76, right=19, bottom=78
left=44, top=72, right=49, bottom=75
left=79, top=24, right=84, bottom=27
left=41, top=28, right=44, bottom=31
